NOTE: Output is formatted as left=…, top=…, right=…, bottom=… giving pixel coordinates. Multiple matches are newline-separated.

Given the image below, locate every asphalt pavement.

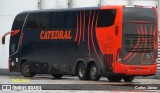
left=0, top=75, right=160, bottom=93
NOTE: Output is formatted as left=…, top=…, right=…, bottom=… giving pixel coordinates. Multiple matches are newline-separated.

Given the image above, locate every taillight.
left=117, top=48, right=122, bottom=62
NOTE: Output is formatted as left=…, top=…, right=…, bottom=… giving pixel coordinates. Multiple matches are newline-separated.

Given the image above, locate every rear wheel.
left=107, top=75, right=122, bottom=82
left=51, top=74, right=63, bottom=79
left=89, top=63, right=101, bottom=81
left=123, top=76, right=134, bottom=82
left=21, top=62, right=35, bottom=77
left=77, top=63, right=88, bottom=80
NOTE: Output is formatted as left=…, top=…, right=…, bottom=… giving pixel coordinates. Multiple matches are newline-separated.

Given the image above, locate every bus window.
left=48, top=12, right=55, bottom=30
left=25, top=13, right=40, bottom=30
left=39, top=13, right=50, bottom=30
left=55, top=12, right=65, bottom=29
left=97, top=9, right=117, bottom=27
left=65, top=12, right=76, bottom=29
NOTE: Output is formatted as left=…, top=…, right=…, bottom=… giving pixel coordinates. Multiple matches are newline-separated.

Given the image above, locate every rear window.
left=97, top=9, right=117, bottom=27
left=123, top=7, right=156, bottom=23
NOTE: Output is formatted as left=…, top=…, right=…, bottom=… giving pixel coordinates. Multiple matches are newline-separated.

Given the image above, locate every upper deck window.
left=97, top=9, right=117, bottom=27
left=25, top=11, right=76, bottom=30
left=25, top=13, right=40, bottom=30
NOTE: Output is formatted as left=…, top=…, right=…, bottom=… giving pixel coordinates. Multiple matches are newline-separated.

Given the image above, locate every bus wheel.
left=107, top=75, right=122, bottom=82
left=123, top=76, right=134, bottom=82
left=89, top=63, right=101, bottom=81
left=21, top=62, right=35, bottom=77
left=51, top=74, right=63, bottom=79
left=77, top=62, right=87, bottom=80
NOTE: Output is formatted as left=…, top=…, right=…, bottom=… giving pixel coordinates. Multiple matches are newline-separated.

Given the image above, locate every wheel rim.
left=79, top=66, right=84, bottom=77
left=91, top=66, right=97, bottom=78
left=24, top=65, right=29, bottom=74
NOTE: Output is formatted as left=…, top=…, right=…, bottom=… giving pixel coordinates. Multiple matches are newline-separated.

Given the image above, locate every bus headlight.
left=117, top=48, right=122, bottom=62
left=117, top=58, right=122, bottom=62
left=156, top=58, right=158, bottom=63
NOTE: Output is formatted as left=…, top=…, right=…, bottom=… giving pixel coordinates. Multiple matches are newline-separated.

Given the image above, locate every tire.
left=21, top=62, right=35, bottom=77
left=51, top=74, right=63, bottom=79
left=89, top=63, right=101, bottom=81
left=77, top=62, right=87, bottom=80
left=107, top=75, right=122, bottom=82
left=123, top=76, right=134, bottom=82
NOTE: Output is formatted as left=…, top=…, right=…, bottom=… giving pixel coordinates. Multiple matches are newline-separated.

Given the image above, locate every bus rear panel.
left=114, top=7, right=157, bottom=76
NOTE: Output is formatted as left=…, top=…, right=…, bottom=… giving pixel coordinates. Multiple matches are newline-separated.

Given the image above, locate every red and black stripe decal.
left=124, top=24, right=156, bottom=63
left=74, top=10, right=103, bottom=65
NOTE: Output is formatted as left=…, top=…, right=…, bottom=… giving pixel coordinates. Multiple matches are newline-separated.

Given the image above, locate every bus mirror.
left=2, top=36, right=5, bottom=44
left=2, top=31, right=13, bottom=44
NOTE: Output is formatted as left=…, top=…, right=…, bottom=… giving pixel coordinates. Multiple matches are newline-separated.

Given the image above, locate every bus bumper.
left=114, top=62, right=157, bottom=76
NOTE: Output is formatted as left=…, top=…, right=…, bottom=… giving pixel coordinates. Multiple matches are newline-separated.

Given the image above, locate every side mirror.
left=2, top=35, right=5, bottom=44
left=2, top=31, right=14, bottom=44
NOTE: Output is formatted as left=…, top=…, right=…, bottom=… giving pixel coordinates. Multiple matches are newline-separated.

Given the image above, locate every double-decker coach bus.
left=2, top=6, right=158, bottom=82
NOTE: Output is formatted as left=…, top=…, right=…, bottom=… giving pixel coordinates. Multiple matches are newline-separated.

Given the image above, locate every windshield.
left=9, top=13, right=27, bottom=55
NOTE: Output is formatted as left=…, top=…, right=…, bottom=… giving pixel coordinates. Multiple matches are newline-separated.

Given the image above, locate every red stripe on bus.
left=140, top=25, right=144, bottom=61
left=150, top=25, right=154, bottom=62
left=153, top=27, right=156, bottom=49
left=20, top=33, right=24, bottom=46
left=123, top=25, right=141, bottom=61
left=144, top=25, right=147, bottom=54
left=75, top=13, right=79, bottom=41
left=88, top=11, right=91, bottom=59
left=152, top=7, right=158, bottom=59
left=129, top=21, right=152, bottom=24
left=78, top=11, right=82, bottom=45
left=126, top=25, right=141, bottom=63
left=83, top=11, right=85, bottom=42
left=11, top=30, right=20, bottom=36
left=91, top=11, right=102, bottom=65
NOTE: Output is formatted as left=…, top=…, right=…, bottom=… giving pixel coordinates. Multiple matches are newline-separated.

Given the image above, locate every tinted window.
left=65, top=12, right=76, bottom=28
left=25, top=13, right=40, bottom=30
left=12, top=13, right=27, bottom=30
left=123, top=8, right=156, bottom=23
left=54, top=12, right=65, bottom=28
left=26, top=11, right=76, bottom=30
left=48, top=12, right=55, bottom=29
left=39, top=13, right=50, bottom=30
left=97, top=9, right=117, bottom=27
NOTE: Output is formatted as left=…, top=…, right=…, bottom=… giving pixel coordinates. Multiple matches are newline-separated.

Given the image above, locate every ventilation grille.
left=125, top=34, right=154, bottom=53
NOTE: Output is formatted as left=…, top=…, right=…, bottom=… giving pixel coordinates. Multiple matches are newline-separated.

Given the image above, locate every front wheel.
left=123, top=76, right=134, bottom=82
left=51, top=74, right=63, bottom=79
left=77, top=63, right=88, bottom=80
left=89, top=63, right=101, bottom=81
left=21, top=62, right=35, bottom=77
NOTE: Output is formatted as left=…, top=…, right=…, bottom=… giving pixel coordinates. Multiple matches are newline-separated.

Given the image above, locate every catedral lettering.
left=40, top=30, right=72, bottom=40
